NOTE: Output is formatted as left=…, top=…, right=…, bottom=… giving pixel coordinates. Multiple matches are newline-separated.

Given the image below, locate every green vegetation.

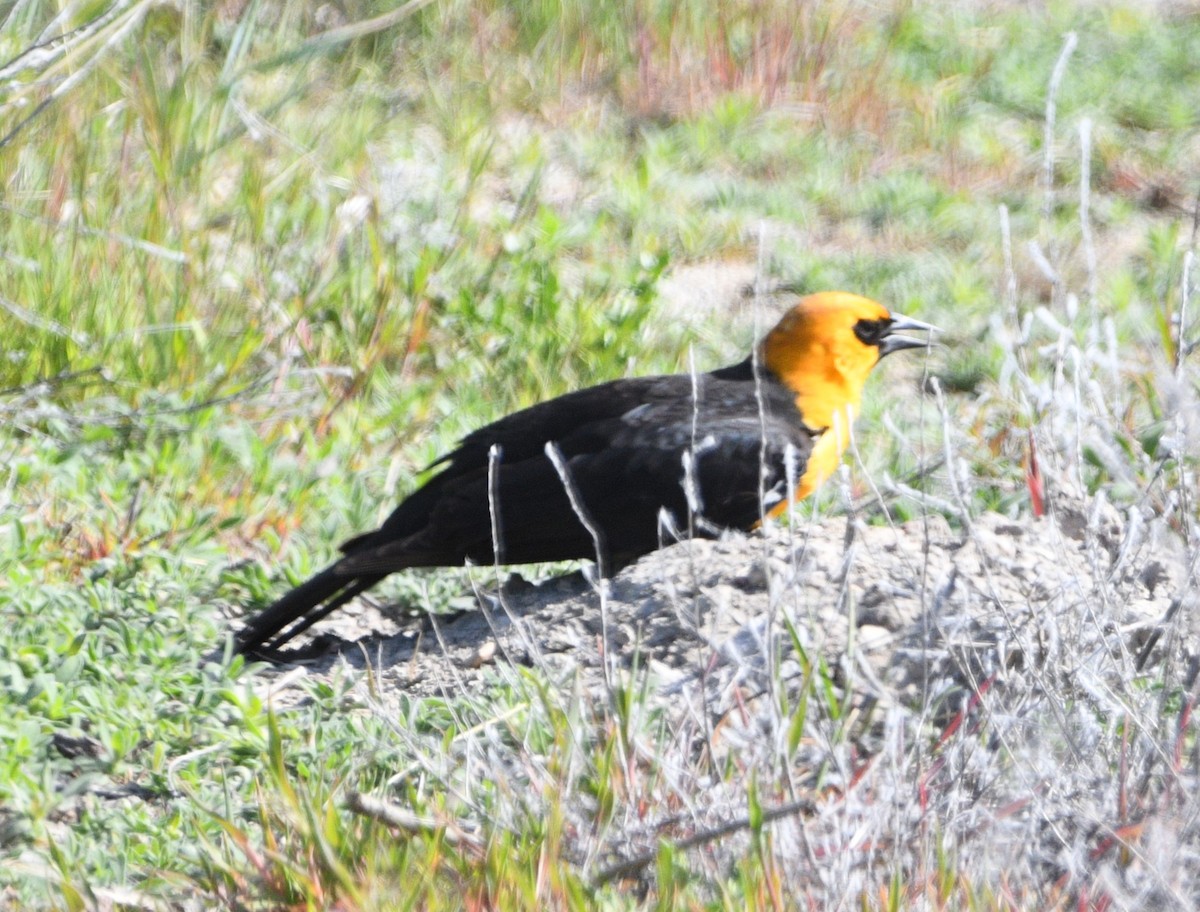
left=2, top=0, right=1198, bottom=908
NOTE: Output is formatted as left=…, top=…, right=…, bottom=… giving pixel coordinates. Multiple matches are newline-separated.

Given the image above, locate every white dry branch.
left=1041, top=31, right=1078, bottom=227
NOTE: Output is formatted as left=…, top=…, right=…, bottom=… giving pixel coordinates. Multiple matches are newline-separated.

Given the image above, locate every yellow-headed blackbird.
left=235, top=292, right=935, bottom=655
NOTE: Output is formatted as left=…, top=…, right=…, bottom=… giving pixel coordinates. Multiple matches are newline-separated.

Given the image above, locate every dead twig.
left=346, top=791, right=484, bottom=851
left=592, top=795, right=817, bottom=885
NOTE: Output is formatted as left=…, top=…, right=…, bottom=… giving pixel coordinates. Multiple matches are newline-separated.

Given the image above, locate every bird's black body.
left=234, top=291, right=938, bottom=657
left=235, top=358, right=815, bottom=656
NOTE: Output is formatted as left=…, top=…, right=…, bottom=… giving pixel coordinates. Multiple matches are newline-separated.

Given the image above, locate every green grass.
left=2, top=0, right=1199, bottom=907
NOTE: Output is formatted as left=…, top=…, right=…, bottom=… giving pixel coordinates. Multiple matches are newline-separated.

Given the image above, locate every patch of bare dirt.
left=255, top=501, right=1193, bottom=722
left=655, top=260, right=759, bottom=325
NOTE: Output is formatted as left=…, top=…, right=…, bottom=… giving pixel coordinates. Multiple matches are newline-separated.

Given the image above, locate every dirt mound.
left=263, top=501, right=1192, bottom=720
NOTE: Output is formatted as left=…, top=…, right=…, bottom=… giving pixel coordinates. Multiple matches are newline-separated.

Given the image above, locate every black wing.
left=340, top=365, right=815, bottom=572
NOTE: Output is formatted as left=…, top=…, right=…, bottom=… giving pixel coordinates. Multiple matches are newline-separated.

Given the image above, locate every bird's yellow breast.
left=764, top=405, right=854, bottom=519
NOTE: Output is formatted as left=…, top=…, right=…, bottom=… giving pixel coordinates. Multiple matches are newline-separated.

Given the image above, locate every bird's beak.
left=880, top=311, right=939, bottom=357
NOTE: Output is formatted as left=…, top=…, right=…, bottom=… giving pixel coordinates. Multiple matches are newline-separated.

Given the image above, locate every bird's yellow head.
left=761, top=291, right=934, bottom=431
left=759, top=291, right=936, bottom=504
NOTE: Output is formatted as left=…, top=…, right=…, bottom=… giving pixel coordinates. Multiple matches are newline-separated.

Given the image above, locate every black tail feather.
left=261, top=575, right=383, bottom=652
left=235, top=565, right=386, bottom=657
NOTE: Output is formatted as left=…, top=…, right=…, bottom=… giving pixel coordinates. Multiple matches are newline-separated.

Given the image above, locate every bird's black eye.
left=854, top=318, right=892, bottom=346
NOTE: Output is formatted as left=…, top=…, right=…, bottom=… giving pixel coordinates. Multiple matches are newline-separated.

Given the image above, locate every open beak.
left=880, top=311, right=939, bottom=357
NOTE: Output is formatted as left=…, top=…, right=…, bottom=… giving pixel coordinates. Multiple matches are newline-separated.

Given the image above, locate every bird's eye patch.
left=854, top=318, right=893, bottom=346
